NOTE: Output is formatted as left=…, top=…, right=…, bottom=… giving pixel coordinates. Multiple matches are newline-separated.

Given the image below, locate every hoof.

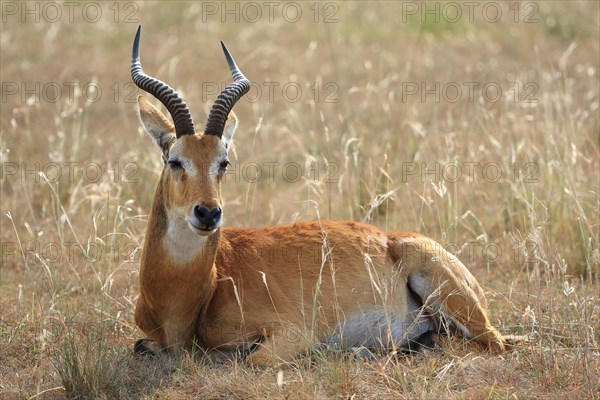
left=399, top=331, right=440, bottom=354
left=134, top=338, right=160, bottom=358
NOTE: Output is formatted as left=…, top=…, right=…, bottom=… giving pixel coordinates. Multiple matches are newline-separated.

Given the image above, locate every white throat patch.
left=164, top=210, right=207, bottom=265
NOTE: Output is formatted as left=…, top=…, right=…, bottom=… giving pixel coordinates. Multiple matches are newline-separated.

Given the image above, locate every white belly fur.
left=325, top=295, right=434, bottom=350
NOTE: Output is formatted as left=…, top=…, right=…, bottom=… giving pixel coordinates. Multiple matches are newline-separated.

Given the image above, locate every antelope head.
left=131, top=27, right=250, bottom=237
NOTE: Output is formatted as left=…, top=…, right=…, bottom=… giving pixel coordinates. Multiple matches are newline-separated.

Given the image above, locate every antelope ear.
left=137, top=95, right=176, bottom=160
left=222, top=111, right=238, bottom=151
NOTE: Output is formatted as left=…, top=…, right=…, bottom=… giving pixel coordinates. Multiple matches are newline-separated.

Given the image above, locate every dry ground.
left=1, top=1, right=599, bottom=399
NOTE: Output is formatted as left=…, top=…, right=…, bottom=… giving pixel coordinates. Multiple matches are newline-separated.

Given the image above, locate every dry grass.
left=1, top=1, right=599, bottom=398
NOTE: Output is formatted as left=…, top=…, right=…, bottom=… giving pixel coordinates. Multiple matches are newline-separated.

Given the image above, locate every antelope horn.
left=204, top=41, right=250, bottom=137
left=131, top=26, right=195, bottom=137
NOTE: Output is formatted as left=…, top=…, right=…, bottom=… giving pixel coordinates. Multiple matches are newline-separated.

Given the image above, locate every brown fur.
left=134, top=96, right=508, bottom=367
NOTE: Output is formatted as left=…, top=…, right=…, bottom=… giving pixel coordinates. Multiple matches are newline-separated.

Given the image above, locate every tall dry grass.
left=1, top=1, right=598, bottom=398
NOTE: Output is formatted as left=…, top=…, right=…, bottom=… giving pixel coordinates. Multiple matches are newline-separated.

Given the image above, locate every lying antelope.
left=131, top=27, right=510, bottom=366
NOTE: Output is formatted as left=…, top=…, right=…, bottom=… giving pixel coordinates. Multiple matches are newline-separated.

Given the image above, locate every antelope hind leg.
left=390, top=236, right=506, bottom=353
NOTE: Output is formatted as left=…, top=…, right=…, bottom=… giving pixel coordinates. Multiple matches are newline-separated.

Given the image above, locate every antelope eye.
left=219, top=160, right=230, bottom=170
left=168, top=159, right=183, bottom=170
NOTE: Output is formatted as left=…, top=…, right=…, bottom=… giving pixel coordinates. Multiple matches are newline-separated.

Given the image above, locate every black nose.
left=193, top=206, right=221, bottom=230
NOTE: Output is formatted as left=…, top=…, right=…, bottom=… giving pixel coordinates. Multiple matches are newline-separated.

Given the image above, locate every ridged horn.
left=204, top=41, right=250, bottom=137
left=131, top=26, right=195, bottom=137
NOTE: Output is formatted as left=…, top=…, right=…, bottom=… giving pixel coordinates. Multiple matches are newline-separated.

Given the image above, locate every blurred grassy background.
left=1, top=1, right=598, bottom=398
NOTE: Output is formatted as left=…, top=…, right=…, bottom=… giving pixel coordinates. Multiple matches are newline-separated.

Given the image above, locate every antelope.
left=131, top=26, right=511, bottom=367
